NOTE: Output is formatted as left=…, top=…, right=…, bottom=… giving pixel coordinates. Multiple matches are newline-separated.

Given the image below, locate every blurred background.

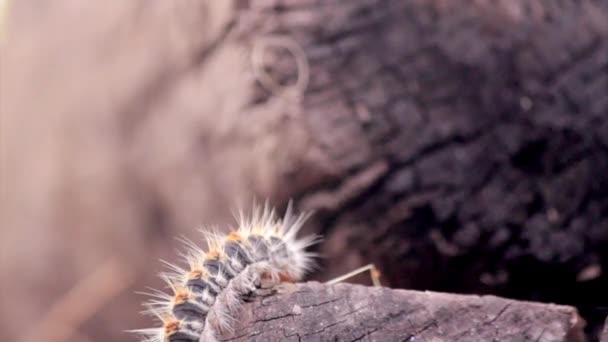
left=1, top=0, right=607, bottom=341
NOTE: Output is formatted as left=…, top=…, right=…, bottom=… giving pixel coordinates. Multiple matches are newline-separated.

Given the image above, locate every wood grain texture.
left=221, top=282, right=585, bottom=342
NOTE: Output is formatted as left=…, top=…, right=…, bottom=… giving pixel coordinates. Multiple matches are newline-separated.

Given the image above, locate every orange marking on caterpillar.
left=260, top=272, right=294, bottom=283
left=164, top=319, right=180, bottom=335
left=205, top=249, right=222, bottom=260
left=226, top=232, right=243, bottom=242
left=279, top=273, right=294, bottom=282
left=174, top=288, right=191, bottom=304
left=188, top=268, right=207, bottom=280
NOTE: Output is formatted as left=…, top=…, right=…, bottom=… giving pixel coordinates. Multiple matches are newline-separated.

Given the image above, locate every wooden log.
left=221, top=282, right=585, bottom=342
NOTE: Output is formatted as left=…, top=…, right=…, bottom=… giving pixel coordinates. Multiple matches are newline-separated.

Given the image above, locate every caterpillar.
left=132, top=202, right=318, bottom=342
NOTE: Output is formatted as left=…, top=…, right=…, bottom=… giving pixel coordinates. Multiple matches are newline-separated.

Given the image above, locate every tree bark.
left=235, top=1, right=608, bottom=337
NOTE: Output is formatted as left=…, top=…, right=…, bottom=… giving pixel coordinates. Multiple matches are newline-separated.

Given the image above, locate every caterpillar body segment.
left=133, top=202, right=318, bottom=342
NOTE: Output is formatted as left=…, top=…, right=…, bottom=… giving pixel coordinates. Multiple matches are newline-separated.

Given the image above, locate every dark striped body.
left=168, top=234, right=288, bottom=342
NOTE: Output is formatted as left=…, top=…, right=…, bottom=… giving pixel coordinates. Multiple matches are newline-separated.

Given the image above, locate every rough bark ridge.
left=221, top=282, right=585, bottom=342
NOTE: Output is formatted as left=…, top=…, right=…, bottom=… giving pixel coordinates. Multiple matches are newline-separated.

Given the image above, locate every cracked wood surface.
left=220, top=282, right=585, bottom=342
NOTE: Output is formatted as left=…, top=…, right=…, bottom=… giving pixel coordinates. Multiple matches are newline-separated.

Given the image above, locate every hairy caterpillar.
left=133, top=202, right=318, bottom=342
